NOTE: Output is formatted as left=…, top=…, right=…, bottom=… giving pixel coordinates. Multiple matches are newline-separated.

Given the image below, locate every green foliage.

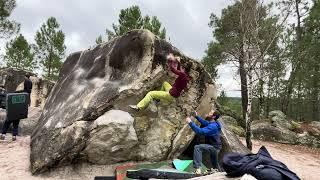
left=225, top=97, right=242, bottom=116
left=4, top=34, right=36, bottom=71
left=143, top=15, right=166, bottom=39
left=0, top=0, right=20, bottom=39
left=217, top=90, right=228, bottom=106
left=202, top=42, right=223, bottom=79
left=95, top=35, right=103, bottom=44
left=35, top=17, right=66, bottom=81
left=289, top=121, right=301, bottom=131
left=106, top=5, right=166, bottom=40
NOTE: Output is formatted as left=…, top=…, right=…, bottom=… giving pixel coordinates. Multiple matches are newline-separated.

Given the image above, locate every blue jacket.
left=189, top=116, right=222, bottom=149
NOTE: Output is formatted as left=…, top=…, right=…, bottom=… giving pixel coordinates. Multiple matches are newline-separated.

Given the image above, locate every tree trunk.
left=240, top=54, right=248, bottom=121
left=258, top=75, right=265, bottom=119
left=282, top=0, right=303, bottom=114
left=48, top=51, right=52, bottom=79
left=312, top=64, right=319, bottom=121
left=266, top=80, right=271, bottom=117
left=245, top=68, right=253, bottom=150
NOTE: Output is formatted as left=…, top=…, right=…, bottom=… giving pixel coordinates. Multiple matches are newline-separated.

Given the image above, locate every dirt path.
left=0, top=135, right=319, bottom=180
left=242, top=139, right=320, bottom=180
left=0, top=135, right=115, bottom=180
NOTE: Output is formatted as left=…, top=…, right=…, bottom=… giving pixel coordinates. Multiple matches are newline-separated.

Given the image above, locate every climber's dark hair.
left=183, top=62, right=192, bottom=75
left=213, top=111, right=221, bottom=120
left=25, top=74, right=30, bottom=78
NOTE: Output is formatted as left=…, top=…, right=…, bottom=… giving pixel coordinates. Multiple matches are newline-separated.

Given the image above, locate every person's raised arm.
left=191, top=111, right=209, bottom=127
left=195, top=115, right=209, bottom=127
left=189, top=121, right=219, bottom=136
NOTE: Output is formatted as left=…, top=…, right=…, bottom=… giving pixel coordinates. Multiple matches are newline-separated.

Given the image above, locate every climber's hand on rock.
left=194, top=111, right=198, bottom=117
left=186, top=117, right=192, bottom=124
left=175, top=56, right=181, bottom=63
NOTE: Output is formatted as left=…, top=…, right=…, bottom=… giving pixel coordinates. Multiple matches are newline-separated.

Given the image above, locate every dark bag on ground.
left=222, top=146, right=300, bottom=180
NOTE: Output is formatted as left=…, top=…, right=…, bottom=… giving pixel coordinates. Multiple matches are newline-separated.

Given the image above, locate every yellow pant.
left=137, top=81, right=174, bottom=109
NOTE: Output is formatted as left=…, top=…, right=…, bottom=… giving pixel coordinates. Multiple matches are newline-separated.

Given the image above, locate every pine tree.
left=0, top=0, right=20, bottom=39
left=95, top=35, right=103, bottom=44
left=4, top=34, right=36, bottom=71
left=35, top=17, right=66, bottom=80
left=105, top=5, right=166, bottom=40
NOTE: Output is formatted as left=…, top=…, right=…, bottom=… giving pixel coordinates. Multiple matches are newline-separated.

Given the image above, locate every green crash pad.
left=173, top=159, right=193, bottom=171
left=173, top=159, right=208, bottom=173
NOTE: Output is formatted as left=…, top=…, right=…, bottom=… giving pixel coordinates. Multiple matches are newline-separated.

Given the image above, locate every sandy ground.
left=0, top=135, right=116, bottom=180
left=0, top=135, right=319, bottom=180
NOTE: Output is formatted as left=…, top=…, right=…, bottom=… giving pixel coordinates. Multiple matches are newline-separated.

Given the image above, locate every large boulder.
left=0, top=68, right=55, bottom=108
left=30, top=30, right=248, bottom=174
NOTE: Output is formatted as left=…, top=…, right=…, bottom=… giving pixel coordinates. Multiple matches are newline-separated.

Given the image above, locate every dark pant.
left=1, top=119, right=20, bottom=136
left=193, top=144, right=221, bottom=170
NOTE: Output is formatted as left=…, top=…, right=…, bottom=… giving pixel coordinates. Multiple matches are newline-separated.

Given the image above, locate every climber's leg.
left=160, top=81, right=172, bottom=92
left=136, top=91, right=173, bottom=109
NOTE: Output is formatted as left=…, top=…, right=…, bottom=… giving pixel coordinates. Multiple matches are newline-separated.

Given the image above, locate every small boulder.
left=84, top=110, right=138, bottom=164
left=252, top=121, right=298, bottom=144
left=269, top=110, right=292, bottom=129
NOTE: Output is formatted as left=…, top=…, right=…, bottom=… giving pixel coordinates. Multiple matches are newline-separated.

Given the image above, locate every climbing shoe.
left=0, top=134, right=5, bottom=140
left=194, top=168, right=202, bottom=175
left=154, top=99, right=161, bottom=105
left=208, top=168, right=219, bottom=173
left=129, top=105, right=140, bottom=111
left=12, top=136, right=17, bottom=141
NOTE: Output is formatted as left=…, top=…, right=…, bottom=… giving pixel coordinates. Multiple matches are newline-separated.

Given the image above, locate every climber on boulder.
left=129, top=53, right=190, bottom=110
left=186, top=110, right=222, bottom=174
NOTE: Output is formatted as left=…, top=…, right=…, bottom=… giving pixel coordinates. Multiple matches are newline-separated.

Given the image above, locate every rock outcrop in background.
left=252, top=110, right=320, bottom=148
left=30, top=30, right=249, bottom=174
left=0, top=68, right=55, bottom=108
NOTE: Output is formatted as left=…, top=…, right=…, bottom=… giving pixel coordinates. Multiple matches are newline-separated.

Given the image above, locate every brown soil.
left=0, top=135, right=319, bottom=180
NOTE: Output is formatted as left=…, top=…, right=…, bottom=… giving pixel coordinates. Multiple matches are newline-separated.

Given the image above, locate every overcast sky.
left=5, top=0, right=242, bottom=96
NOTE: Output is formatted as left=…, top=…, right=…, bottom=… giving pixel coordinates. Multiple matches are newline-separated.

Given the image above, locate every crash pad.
left=115, top=161, right=171, bottom=180
left=172, top=159, right=208, bottom=173
left=173, top=159, right=193, bottom=171
left=115, top=160, right=210, bottom=180
left=126, top=168, right=201, bottom=179
left=94, top=176, right=116, bottom=180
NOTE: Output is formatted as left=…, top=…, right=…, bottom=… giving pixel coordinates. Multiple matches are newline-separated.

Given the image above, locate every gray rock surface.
left=252, top=111, right=320, bottom=148
left=0, top=68, right=55, bottom=108
left=269, top=110, right=292, bottom=129
left=220, top=120, right=250, bottom=155
left=84, top=110, right=138, bottom=164
left=252, top=121, right=298, bottom=144
left=222, top=116, right=245, bottom=137
left=30, top=30, right=248, bottom=174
